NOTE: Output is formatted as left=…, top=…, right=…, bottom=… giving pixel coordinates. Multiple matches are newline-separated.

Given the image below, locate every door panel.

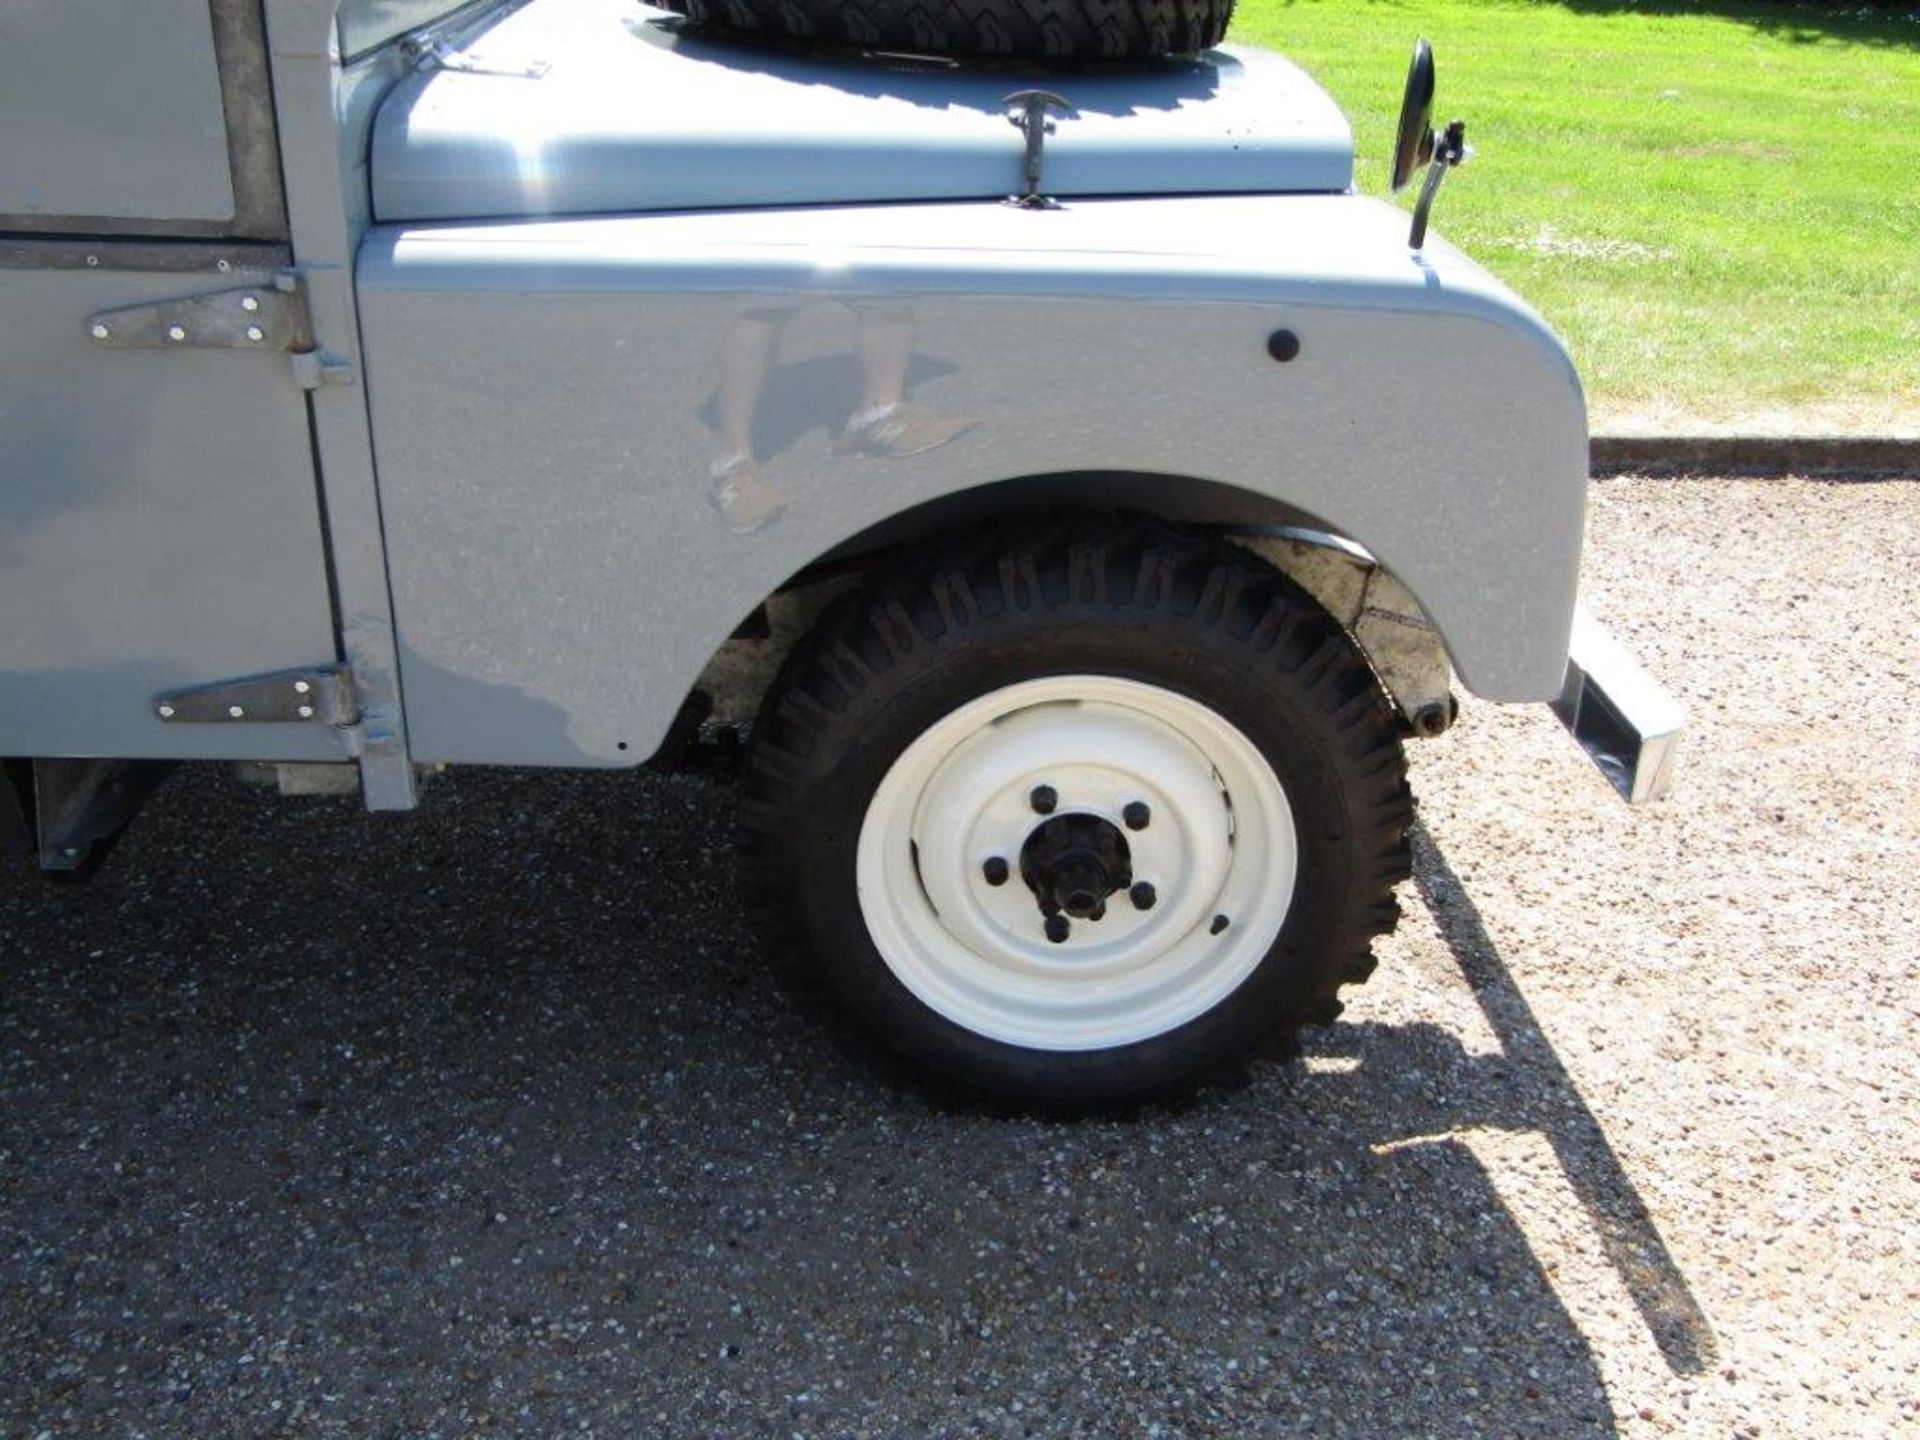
left=0, top=253, right=345, bottom=761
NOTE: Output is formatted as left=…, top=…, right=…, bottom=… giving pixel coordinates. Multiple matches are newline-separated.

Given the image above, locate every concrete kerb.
left=1591, top=435, right=1920, bottom=479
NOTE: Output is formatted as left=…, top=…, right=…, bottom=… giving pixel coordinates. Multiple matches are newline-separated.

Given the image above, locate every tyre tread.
left=742, top=517, right=1412, bottom=1094
left=672, top=0, right=1233, bottom=63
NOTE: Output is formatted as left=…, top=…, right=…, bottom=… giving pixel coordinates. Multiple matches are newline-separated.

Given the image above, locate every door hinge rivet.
left=90, top=323, right=110, bottom=340
left=155, top=704, right=175, bottom=719
left=241, top=296, right=260, bottom=313
left=227, top=705, right=245, bottom=719
left=167, top=325, right=187, bottom=342
left=245, top=326, right=265, bottom=342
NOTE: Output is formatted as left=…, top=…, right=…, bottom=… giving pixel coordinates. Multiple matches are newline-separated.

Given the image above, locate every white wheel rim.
left=856, top=675, right=1298, bottom=1052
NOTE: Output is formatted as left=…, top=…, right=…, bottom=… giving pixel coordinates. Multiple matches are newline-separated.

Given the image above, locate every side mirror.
left=1390, top=38, right=1469, bottom=251
left=1390, top=39, right=1436, bottom=193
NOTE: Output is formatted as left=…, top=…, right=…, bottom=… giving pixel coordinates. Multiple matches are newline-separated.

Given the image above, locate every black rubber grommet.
left=1267, top=330, right=1301, bottom=363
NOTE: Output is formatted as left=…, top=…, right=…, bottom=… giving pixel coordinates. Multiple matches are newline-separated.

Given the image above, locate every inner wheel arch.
left=687, top=479, right=1456, bottom=751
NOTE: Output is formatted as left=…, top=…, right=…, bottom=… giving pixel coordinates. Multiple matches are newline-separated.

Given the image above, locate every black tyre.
left=742, top=521, right=1411, bottom=1102
left=663, top=0, right=1235, bottom=63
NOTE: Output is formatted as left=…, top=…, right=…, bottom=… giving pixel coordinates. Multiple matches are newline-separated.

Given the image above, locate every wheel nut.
left=1122, top=801, right=1151, bottom=831
left=982, top=855, right=1010, bottom=886
left=1044, top=915, right=1070, bottom=944
left=1030, top=784, right=1058, bottom=815
left=1129, top=881, right=1157, bottom=911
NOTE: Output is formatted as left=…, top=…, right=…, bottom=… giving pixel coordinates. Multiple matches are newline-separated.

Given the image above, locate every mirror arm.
left=1409, top=119, right=1469, bottom=251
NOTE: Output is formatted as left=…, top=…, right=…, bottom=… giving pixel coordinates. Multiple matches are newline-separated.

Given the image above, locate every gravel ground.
left=2, top=476, right=1916, bottom=1439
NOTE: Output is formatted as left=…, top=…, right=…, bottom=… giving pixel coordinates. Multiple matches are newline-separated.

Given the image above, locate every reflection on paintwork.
left=704, top=303, right=976, bottom=533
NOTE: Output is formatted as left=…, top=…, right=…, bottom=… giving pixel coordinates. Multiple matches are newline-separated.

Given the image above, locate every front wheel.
left=743, top=523, right=1411, bottom=1101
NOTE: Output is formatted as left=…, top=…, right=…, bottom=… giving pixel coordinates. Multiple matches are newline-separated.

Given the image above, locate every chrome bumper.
left=1551, top=607, right=1685, bottom=805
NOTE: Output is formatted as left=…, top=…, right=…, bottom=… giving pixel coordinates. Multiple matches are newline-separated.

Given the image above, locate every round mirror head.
left=1391, top=38, right=1437, bottom=193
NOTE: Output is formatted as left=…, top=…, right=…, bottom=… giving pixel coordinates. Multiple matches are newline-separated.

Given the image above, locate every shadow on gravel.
left=1410, top=820, right=1717, bottom=1377
left=0, top=769, right=1701, bottom=1435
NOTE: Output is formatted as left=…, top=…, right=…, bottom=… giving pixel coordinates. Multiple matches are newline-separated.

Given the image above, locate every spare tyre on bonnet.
left=659, top=0, right=1235, bottom=61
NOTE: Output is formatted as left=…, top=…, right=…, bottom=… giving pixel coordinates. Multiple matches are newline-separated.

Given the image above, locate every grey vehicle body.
left=0, top=0, right=1676, bottom=861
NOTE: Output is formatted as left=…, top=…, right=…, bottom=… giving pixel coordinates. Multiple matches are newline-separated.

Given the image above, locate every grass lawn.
left=1229, top=0, right=1920, bottom=432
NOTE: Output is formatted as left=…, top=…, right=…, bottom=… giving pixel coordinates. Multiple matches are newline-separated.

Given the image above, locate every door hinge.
left=289, top=349, right=356, bottom=391
left=153, top=665, right=358, bottom=727
left=84, top=270, right=354, bottom=390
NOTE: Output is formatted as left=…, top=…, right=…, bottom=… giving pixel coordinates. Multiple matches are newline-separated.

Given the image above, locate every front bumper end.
left=1551, top=607, right=1685, bottom=806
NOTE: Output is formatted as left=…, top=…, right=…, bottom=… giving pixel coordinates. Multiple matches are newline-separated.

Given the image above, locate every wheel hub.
left=1019, top=813, right=1132, bottom=922
left=857, top=676, right=1299, bottom=1052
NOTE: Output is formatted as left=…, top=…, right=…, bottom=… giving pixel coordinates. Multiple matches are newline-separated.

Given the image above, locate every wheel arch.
left=812, top=469, right=1326, bottom=565
left=678, top=468, right=1464, bottom=760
